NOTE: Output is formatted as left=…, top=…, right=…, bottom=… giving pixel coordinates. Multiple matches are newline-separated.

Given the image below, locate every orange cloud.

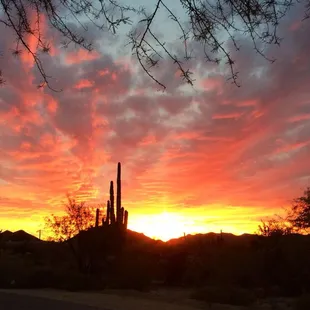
left=288, top=113, right=310, bottom=123
left=20, top=11, right=46, bottom=67
left=212, top=112, right=243, bottom=119
left=74, top=79, right=94, bottom=89
left=65, top=49, right=100, bottom=65
left=1, top=6, right=310, bottom=241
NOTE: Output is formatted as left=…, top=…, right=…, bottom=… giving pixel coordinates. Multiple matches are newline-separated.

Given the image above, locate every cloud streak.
left=1, top=5, right=310, bottom=239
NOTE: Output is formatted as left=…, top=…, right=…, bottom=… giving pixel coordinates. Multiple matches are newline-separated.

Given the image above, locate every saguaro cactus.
left=106, top=200, right=111, bottom=225
left=124, top=210, right=128, bottom=229
left=95, top=208, right=100, bottom=227
left=120, top=207, right=124, bottom=225
left=100, top=162, right=129, bottom=231
left=109, top=181, right=115, bottom=224
left=116, top=162, right=122, bottom=223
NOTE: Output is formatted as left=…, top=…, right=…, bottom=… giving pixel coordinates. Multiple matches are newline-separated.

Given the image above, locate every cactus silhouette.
left=110, top=181, right=115, bottom=224
left=124, top=210, right=128, bottom=229
left=95, top=208, right=100, bottom=227
left=120, top=207, right=124, bottom=225
left=95, top=162, right=129, bottom=230
left=116, top=162, right=122, bottom=224
left=106, top=200, right=111, bottom=225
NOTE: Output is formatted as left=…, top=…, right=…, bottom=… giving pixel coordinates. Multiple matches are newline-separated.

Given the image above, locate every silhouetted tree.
left=257, top=217, right=293, bottom=237
left=288, top=187, right=310, bottom=233
left=257, top=187, right=310, bottom=236
left=45, top=196, right=94, bottom=242
left=45, top=196, right=95, bottom=272
left=1, top=0, right=309, bottom=89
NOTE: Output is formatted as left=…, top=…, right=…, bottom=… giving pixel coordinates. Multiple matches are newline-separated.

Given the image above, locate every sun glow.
left=127, top=204, right=267, bottom=241
left=128, top=212, right=189, bottom=241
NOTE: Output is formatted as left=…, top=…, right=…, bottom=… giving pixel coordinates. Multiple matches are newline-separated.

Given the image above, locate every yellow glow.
left=1, top=199, right=278, bottom=242
left=128, top=212, right=187, bottom=241
left=126, top=203, right=272, bottom=241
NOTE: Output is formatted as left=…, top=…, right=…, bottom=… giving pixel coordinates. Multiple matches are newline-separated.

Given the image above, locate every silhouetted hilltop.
left=70, top=226, right=161, bottom=244
left=3, top=227, right=310, bottom=248
left=0, top=230, right=39, bottom=242
left=127, top=229, right=164, bottom=245
left=2, top=226, right=310, bottom=296
left=0, top=230, right=13, bottom=240
left=167, top=232, right=242, bottom=246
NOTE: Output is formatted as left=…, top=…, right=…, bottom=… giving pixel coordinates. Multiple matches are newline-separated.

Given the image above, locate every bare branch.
left=0, top=0, right=307, bottom=90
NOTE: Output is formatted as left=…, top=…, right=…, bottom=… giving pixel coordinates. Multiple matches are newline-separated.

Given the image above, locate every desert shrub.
left=0, top=249, right=105, bottom=290
left=262, top=286, right=282, bottom=298
left=19, top=267, right=54, bottom=289
left=0, top=252, right=30, bottom=288
left=295, top=294, right=310, bottom=310
left=164, top=247, right=187, bottom=285
left=107, top=253, right=152, bottom=291
left=280, top=277, right=303, bottom=297
left=111, top=270, right=151, bottom=291
left=190, top=286, right=256, bottom=306
left=53, top=271, right=105, bottom=291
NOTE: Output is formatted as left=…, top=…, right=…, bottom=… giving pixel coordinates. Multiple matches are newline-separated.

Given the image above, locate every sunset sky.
left=1, top=1, right=310, bottom=241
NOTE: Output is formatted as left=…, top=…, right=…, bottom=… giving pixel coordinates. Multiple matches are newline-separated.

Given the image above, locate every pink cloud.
left=288, top=113, right=310, bottom=123
left=1, top=5, right=310, bottom=238
left=65, top=49, right=100, bottom=65
left=74, top=79, right=94, bottom=89
left=212, top=112, right=243, bottom=120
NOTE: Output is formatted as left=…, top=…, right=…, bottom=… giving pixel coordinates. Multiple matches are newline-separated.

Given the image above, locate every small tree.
left=288, top=187, right=310, bottom=233
left=45, top=196, right=94, bottom=242
left=257, top=187, right=310, bottom=237
left=257, top=217, right=293, bottom=237
left=45, top=196, right=95, bottom=272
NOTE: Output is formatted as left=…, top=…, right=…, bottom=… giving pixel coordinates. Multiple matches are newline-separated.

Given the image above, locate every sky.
left=1, top=1, right=310, bottom=241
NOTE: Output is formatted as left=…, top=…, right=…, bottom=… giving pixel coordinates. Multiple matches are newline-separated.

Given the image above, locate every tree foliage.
left=257, top=217, right=293, bottom=237
left=45, top=196, right=94, bottom=242
left=44, top=196, right=101, bottom=273
left=257, top=187, right=310, bottom=237
left=0, top=0, right=309, bottom=90
left=288, top=187, right=310, bottom=233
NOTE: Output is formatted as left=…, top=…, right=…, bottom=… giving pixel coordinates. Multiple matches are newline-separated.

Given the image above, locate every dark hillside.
left=0, top=230, right=39, bottom=243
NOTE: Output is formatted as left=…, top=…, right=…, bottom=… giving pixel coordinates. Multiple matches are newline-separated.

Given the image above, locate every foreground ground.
left=0, top=291, right=102, bottom=310
left=0, top=289, right=294, bottom=310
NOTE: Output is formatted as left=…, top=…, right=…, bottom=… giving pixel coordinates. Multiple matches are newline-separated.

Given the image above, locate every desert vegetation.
left=1, top=166, right=310, bottom=309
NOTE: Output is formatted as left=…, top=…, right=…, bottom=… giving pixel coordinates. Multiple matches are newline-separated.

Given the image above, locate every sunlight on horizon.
left=0, top=200, right=274, bottom=242
left=127, top=211, right=258, bottom=241
left=128, top=212, right=187, bottom=241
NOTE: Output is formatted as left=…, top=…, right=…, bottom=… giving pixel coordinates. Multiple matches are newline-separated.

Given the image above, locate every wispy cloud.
left=1, top=5, right=310, bottom=238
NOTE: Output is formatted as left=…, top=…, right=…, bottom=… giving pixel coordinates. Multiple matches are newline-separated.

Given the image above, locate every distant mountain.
left=165, top=231, right=260, bottom=247
left=0, top=230, right=39, bottom=242
left=70, top=227, right=163, bottom=250
left=71, top=228, right=259, bottom=248
left=127, top=229, right=164, bottom=245
left=0, top=230, right=13, bottom=241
